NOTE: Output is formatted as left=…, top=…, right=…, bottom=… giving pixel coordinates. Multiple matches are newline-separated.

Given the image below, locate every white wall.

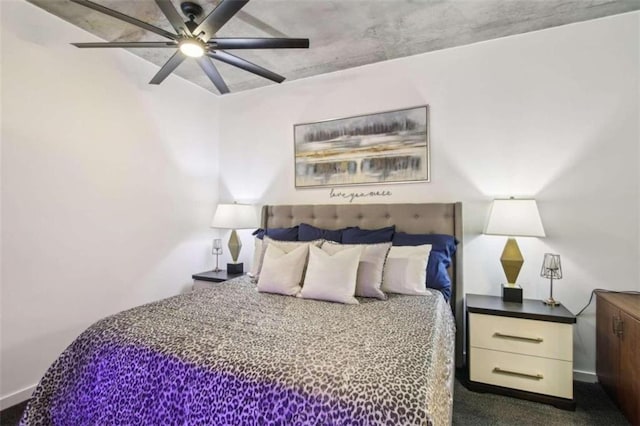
left=0, top=0, right=220, bottom=407
left=218, top=12, right=640, bottom=378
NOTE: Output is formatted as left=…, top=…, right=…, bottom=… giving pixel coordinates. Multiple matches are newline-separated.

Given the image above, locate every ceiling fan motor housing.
left=181, top=2, right=203, bottom=21
left=185, top=20, right=198, bottom=34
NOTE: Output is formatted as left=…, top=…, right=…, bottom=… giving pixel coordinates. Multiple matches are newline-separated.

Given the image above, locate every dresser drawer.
left=469, top=313, right=573, bottom=361
left=470, top=347, right=573, bottom=399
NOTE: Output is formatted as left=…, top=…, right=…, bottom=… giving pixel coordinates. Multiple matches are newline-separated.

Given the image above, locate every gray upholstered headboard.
left=261, top=202, right=464, bottom=367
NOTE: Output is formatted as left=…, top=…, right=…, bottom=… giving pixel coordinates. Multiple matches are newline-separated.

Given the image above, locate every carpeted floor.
left=0, top=379, right=629, bottom=425
left=452, top=379, right=629, bottom=425
left=0, top=400, right=26, bottom=426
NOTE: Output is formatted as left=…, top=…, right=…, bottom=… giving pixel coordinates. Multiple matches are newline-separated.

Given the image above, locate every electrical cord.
left=576, top=288, right=640, bottom=317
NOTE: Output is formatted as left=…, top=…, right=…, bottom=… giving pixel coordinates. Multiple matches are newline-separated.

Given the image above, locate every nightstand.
left=192, top=270, right=243, bottom=290
left=465, top=294, right=576, bottom=410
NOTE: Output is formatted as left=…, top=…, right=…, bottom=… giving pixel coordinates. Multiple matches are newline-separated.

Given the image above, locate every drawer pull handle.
left=493, top=367, right=543, bottom=380
left=493, top=332, right=543, bottom=343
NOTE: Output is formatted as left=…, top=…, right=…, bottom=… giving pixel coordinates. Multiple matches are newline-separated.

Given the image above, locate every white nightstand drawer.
left=470, top=347, right=573, bottom=399
left=469, top=313, right=573, bottom=361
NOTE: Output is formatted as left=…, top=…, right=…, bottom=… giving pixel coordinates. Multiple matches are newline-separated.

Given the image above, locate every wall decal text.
left=329, top=188, right=393, bottom=203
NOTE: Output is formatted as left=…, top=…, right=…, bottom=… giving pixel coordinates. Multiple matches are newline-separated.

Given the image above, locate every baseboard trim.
left=573, top=369, right=597, bottom=383
left=1, top=385, right=36, bottom=410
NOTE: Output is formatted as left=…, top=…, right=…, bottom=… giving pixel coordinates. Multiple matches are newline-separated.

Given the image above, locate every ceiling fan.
left=70, top=0, right=310, bottom=94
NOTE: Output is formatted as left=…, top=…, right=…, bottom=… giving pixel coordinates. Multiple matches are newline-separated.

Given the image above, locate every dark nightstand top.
left=466, top=294, right=576, bottom=324
left=192, top=270, right=243, bottom=283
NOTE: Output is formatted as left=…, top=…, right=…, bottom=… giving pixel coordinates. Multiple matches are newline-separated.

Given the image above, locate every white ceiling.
left=28, top=0, right=640, bottom=95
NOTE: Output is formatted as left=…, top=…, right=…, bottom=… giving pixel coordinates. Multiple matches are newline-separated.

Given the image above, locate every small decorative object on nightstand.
left=540, top=253, right=562, bottom=306
left=211, top=239, right=223, bottom=272
left=484, top=198, right=546, bottom=303
left=465, top=294, right=576, bottom=410
left=210, top=203, right=259, bottom=275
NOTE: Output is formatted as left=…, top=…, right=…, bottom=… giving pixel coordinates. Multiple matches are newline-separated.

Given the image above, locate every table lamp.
left=211, top=239, right=223, bottom=272
left=540, top=253, right=562, bottom=306
left=211, top=203, right=258, bottom=274
left=484, top=198, right=545, bottom=303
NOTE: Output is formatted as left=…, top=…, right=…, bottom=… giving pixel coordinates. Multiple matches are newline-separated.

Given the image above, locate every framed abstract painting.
left=294, top=105, right=430, bottom=188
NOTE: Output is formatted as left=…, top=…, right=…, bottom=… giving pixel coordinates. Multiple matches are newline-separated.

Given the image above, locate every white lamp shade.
left=210, top=204, right=258, bottom=229
left=484, top=199, right=545, bottom=237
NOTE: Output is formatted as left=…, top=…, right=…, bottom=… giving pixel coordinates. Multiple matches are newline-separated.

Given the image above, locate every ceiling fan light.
left=179, top=39, right=205, bottom=58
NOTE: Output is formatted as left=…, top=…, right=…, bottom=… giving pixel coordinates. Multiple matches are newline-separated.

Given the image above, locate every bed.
left=21, top=202, right=463, bottom=425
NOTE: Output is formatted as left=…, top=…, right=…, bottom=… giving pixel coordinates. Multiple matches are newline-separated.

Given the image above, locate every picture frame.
left=294, top=105, right=430, bottom=188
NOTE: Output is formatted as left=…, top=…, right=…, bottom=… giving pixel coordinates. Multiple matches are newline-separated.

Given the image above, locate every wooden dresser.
left=596, top=291, right=640, bottom=425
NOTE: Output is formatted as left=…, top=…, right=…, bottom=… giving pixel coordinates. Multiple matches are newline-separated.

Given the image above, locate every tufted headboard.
left=261, top=202, right=465, bottom=367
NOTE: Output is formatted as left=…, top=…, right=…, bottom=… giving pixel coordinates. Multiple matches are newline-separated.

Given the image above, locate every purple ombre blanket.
left=21, top=276, right=455, bottom=425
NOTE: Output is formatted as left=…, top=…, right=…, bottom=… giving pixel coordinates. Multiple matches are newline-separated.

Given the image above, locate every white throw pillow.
left=322, top=242, right=391, bottom=299
left=300, top=245, right=362, bottom=304
left=248, top=237, right=263, bottom=278
left=252, top=237, right=323, bottom=280
left=257, top=244, right=309, bottom=296
left=382, top=245, right=432, bottom=295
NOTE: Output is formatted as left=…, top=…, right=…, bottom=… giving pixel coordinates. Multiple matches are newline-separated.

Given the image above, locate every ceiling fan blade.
left=193, top=0, right=249, bottom=40
left=73, top=42, right=177, bottom=48
left=154, top=0, right=192, bottom=36
left=208, top=38, right=309, bottom=50
left=149, top=51, right=186, bottom=85
left=208, top=51, right=284, bottom=83
left=70, top=0, right=177, bottom=40
left=196, top=57, right=230, bottom=94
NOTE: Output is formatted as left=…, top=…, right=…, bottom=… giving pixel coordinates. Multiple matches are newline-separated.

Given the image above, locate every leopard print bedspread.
left=21, top=276, right=455, bottom=425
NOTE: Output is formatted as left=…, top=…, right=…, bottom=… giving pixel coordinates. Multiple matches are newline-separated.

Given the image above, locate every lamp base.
left=501, top=238, right=524, bottom=285
left=501, top=283, right=523, bottom=303
left=543, top=297, right=560, bottom=306
left=227, top=262, right=244, bottom=275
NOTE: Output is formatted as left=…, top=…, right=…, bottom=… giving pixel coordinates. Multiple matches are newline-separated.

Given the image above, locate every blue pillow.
left=298, top=223, right=346, bottom=243
left=393, top=233, right=457, bottom=257
left=427, top=252, right=452, bottom=300
left=342, top=226, right=395, bottom=244
left=252, top=226, right=299, bottom=241
left=392, top=232, right=458, bottom=301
